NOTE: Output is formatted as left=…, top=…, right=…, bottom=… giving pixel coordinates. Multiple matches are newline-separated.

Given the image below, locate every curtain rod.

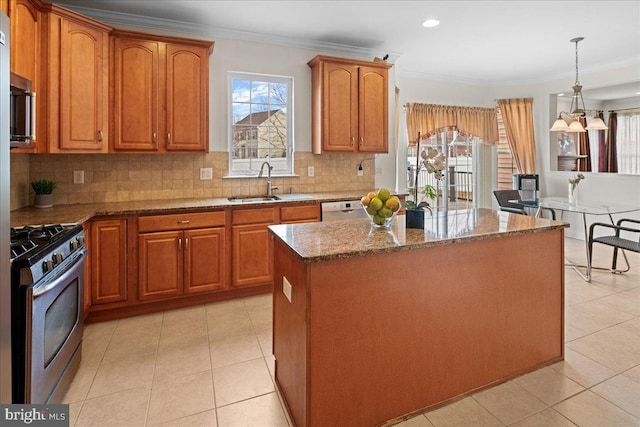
left=608, top=107, right=640, bottom=112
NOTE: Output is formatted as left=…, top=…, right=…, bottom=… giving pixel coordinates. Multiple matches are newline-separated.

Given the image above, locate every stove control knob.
left=70, top=240, right=79, bottom=251
left=42, top=259, right=54, bottom=273
left=76, top=236, right=85, bottom=246
left=52, top=253, right=64, bottom=265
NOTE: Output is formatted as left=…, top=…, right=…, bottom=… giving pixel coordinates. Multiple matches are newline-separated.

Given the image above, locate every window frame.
left=227, top=71, right=294, bottom=177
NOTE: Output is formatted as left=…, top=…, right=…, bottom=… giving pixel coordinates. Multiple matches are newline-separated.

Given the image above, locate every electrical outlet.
left=199, top=167, right=213, bottom=180
left=73, top=170, right=84, bottom=184
left=375, top=167, right=383, bottom=175
left=308, top=166, right=314, bottom=177
left=283, top=276, right=292, bottom=303
left=357, top=166, right=364, bottom=176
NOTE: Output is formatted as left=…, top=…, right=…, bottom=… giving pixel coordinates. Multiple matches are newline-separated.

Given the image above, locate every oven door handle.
left=33, top=250, right=86, bottom=298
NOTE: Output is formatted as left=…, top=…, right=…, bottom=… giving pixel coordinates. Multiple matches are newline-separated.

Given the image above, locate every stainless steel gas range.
left=10, top=224, right=86, bottom=403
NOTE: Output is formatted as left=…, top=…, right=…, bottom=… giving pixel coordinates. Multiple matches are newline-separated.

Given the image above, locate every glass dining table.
left=515, top=197, right=640, bottom=282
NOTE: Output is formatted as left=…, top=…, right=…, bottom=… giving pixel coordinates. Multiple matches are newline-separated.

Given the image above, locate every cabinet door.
left=358, top=66, right=388, bottom=153
left=10, top=0, right=39, bottom=93
left=232, top=224, right=274, bottom=288
left=58, top=18, right=108, bottom=152
left=90, top=219, right=127, bottom=305
left=165, top=44, right=209, bottom=152
left=184, top=227, right=226, bottom=294
left=322, top=62, right=358, bottom=152
left=138, top=231, right=183, bottom=300
left=112, top=38, right=160, bottom=151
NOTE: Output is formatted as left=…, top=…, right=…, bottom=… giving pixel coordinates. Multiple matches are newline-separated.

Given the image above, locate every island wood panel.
left=273, top=228, right=564, bottom=427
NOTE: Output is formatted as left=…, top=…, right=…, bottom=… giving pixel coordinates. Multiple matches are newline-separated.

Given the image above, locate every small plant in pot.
left=31, top=178, right=56, bottom=208
left=403, top=133, right=446, bottom=228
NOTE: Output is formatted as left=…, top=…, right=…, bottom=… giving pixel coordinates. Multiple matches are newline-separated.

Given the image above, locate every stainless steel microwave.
left=10, top=72, right=36, bottom=149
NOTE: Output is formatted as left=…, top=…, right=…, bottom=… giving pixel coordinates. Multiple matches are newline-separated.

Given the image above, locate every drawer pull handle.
left=167, top=133, right=171, bottom=144
left=185, top=238, right=189, bottom=250
left=153, top=133, right=157, bottom=144
left=98, top=130, right=103, bottom=142
left=177, top=220, right=190, bottom=224
left=351, top=136, right=354, bottom=146
left=178, top=238, right=182, bottom=251
left=359, top=137, right=363, bottom=146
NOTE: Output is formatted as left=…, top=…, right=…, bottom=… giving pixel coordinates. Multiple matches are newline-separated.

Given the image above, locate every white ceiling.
left=52, top=0, right=640, bottom=88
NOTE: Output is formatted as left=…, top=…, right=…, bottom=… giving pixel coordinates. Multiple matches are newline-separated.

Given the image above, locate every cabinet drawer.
left=138, top=211, right=225, bottom=232
left=280, top=204, right=320, bottom=223
left=232, top=207, right=278, bottom=225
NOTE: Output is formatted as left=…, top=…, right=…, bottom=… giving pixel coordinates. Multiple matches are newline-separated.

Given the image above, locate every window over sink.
left=228, top=72, right=294, bottom=177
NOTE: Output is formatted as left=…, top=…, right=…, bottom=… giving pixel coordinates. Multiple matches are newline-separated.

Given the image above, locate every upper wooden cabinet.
left=308, top=55, right=392, bottom=154
left=42, top=7, right=111, bottom=153
left=111, top=31, right=213, bottom=153
left=57, top=16, right=109, bottom=152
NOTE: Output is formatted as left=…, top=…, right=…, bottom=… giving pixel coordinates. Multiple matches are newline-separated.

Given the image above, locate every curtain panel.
left=496, top=98, right=536, bottom=174
left=405, top=103, right=498, bottom=146
left=577, top=116, right=592, bottom=172
left=605, top=112, right=619, bottom=173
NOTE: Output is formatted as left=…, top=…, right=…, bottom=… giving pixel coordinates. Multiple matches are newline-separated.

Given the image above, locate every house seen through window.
left=228, top=73, right=293, bottom=176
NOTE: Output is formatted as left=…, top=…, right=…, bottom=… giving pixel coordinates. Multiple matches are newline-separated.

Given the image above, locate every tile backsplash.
left=10, top=152, right=375, bottom=210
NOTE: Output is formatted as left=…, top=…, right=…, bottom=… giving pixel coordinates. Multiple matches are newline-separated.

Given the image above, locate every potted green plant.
left=403, top=134, right=445, bottom=228
left=31, top=178, right=56, bottom=208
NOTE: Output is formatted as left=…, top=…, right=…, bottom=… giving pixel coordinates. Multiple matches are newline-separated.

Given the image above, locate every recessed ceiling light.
left=557, top=93, right=565, bottom=97
left=422, top=19, right=440, bottom=28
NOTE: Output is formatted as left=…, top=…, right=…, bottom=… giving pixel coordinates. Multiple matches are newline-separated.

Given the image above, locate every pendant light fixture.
left=550, top=37, right=608, bottom=133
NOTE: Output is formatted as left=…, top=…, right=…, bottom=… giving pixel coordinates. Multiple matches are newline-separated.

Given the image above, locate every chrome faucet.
left=258, top=161, right=278, bottom=197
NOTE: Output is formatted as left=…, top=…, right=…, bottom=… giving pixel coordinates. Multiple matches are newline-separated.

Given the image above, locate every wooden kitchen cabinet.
left=43, top=8, right=111, bottom=153
left=308, top=55, right=392, bottom=154
left=138, top=211, right=226, bottom=301
left=111, top=30, right=213, bottom=153
left=280, top=203, right=320, bottom=224
left=90, top=219, right=128, bottom=305
left=231, top=207, right=278, bottom=289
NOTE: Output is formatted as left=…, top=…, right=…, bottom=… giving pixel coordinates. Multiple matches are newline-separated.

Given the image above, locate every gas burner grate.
left=11, top=224, right=66, bottom=242
left=11, top=240, right=38, bottom=259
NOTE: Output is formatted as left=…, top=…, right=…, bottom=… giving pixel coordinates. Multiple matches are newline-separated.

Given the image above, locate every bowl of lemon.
left=361, top=188, right=401, bottom=228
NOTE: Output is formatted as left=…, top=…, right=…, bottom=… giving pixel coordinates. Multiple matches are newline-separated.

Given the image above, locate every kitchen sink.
left=227, top=195, right=280, bottom=203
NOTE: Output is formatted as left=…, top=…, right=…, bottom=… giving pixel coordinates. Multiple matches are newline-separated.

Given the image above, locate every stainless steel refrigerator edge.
left=0, top=12, right=11, bottom=404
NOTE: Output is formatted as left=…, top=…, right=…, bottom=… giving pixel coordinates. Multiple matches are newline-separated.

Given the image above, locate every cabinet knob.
left=98, top=130, right=103, bottom=142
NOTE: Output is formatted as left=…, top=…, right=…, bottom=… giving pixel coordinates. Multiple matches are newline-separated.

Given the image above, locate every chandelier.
left=550, top=37, right=608, bottom=133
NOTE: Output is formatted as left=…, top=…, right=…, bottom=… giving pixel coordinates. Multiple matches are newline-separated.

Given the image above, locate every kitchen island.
left=269, top=208, right=568, bottom=427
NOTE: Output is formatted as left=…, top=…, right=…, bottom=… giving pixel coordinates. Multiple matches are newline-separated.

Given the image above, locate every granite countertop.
left=268, top=208, right=569, bottom=263
left=9, top=192, right=367, bottom=227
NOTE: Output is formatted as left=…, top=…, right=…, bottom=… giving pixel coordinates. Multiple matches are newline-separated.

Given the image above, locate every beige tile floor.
left=64, top=237, right=640, bottom=426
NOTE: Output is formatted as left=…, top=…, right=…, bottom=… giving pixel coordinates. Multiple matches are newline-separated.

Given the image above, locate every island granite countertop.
left=268, top=208, right=568, bottom=263
left=10, top=191, right=367, bottom=227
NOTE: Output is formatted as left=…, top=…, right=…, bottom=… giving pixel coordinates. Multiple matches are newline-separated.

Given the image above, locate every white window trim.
left=227, top=71, right=294, bottom=177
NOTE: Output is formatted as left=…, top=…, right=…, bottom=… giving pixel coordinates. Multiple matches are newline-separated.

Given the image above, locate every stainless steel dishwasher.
left=321, top=200, right=368, bottom=221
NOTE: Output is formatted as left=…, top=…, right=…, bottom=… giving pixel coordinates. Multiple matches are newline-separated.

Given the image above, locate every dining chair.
left=588, top=218, right=640, bottom=277
left=492, top=190, right=556, bottom=220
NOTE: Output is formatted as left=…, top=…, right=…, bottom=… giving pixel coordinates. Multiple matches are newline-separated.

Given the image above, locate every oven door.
left=25, top=250, right=85, bottom=403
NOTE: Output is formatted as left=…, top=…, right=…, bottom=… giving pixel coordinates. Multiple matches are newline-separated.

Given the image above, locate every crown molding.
left=56, top=4, right=402, bottom=62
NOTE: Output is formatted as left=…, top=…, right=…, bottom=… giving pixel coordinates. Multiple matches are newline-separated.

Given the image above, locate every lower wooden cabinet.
left=85, top=203, right=320, bottom=321
left=231, top=207, right=277, bottom=289
left=138, top=211, right=226, bottom=301
left=90, top=219, right=128, bottom=305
